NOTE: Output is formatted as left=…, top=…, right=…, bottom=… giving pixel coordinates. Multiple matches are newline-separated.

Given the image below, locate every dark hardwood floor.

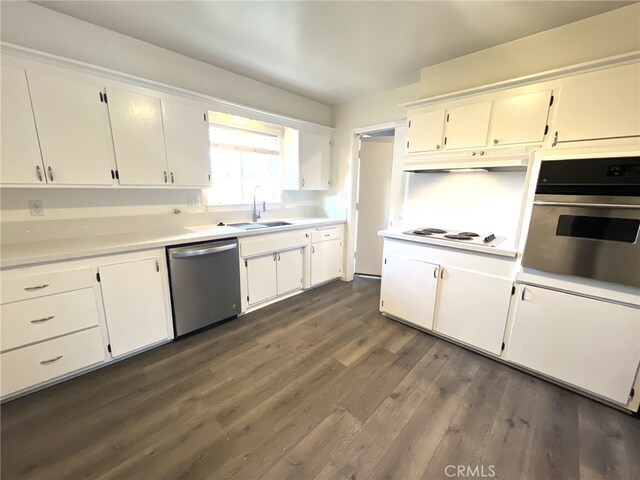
left=1, top=278, right=639, bottom=480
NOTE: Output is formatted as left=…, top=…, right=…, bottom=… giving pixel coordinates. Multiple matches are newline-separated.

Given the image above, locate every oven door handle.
left=533, top=201, right=640, bottom=210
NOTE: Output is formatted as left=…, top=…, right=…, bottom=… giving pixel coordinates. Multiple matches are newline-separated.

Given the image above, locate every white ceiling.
left=34, top=1, right=633, bottom=105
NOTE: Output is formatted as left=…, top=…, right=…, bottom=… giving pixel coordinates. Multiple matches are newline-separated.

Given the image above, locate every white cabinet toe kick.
left=379, top=237, right=640, bottom=412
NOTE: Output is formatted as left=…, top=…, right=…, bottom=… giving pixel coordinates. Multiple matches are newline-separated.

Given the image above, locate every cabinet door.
left=246, top=254, right=278, bottom=306
left=507, top=285, right=640, bottom=405
left=162, top=99, right=211, bottom=187
left=299, top=130, right=331, bottom=190
left=554, top=63, right=640, bottom=143
left=0, top=66, right=45, bottom=185
left=277, top=248, right=304, bottom=295
left=406, top=109, right=445, bottom=153
left=489, top=90, right=552, bottom=146
left=434, top=267, right=512, bottom=355
left=380, top=255, right=438, bottom=330
left=99, top=257, right=171, bottom=357
left=107, top=87, right=168, bottom=186
left=444, top=102, right=492, bottom=149
left=311, top=239, right=342, bottom=286
left=27, top=71, right=114, bottom=185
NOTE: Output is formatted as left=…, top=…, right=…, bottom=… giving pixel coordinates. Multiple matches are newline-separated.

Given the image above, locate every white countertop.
left=378, top=229, right=519, bottom=258
left=0, top=217, right=345, bottom=269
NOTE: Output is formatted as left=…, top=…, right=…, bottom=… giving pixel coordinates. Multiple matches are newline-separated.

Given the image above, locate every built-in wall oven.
left=522, top=155, right=640, bottom=288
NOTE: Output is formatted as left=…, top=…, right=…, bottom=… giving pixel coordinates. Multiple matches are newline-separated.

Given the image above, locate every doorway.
left=354, top=131, right=394, bottom=276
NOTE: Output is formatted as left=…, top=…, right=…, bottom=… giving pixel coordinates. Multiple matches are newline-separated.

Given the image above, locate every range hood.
left=403, top=145, right=535, bottom=173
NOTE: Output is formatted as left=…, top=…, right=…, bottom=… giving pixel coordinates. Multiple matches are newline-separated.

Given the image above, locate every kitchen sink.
left=230, top=221, right=293, bottom=230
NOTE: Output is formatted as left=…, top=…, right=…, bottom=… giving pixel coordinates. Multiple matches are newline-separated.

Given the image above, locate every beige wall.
left=419, top=3, right=640, bottom=98
left=0, top=2, right=331, bottom=125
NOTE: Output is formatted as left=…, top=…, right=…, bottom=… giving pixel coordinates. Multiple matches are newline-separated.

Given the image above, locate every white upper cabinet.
left=27, top=71, right=115, bottom=185
left=489, top=90, right=552, bottom=146
left=406, top=109, right=446, bottom=153
left=553, top=63, right=640, bottom=143
left=434, top=267, right=513, bottom=356
left=380, top=255, right=439, bottom=330
left=507, top=285, right=640, bottom=405
left=444, top=102, right=492, bottom=149
left=0, top=66, right=45, bottom=185
left=99, top=256, right=172, bottom=358
left=283, top=128, right=331, bottom=191
left=162, top=99, right=212, bottom=187
left=107, top=87, right=169, bottom=186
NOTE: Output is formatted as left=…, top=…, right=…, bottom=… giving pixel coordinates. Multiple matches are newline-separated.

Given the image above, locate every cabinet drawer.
left=1, top=267, right=94, bottom=304
left=1, top=327, right=105, bottom=398
left=240, top=230, right=309, bottom=258
left=0, top=288, right=100, bottom=352
left=311, top=225, right=342, bottom=243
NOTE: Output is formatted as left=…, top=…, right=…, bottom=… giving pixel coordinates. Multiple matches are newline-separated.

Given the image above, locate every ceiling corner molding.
left=401, top=51, right=640, bottom=109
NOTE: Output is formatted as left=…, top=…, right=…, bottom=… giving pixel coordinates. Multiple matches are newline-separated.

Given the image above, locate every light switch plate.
left=29, top=200, right=44, bottom=216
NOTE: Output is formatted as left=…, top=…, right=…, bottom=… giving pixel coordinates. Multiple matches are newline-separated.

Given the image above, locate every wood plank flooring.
left=1, top=277, right=638, bottom=480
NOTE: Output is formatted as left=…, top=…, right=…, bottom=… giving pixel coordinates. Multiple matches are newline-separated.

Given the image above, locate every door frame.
left=345, top=120, right=405, bottom=281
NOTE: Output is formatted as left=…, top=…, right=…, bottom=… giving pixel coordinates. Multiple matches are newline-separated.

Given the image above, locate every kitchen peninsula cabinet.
left=0, top=65, right=44, bottom=185
left=507, top=284, right=640, bottom=405
left=380, top=255, right=438, bottom=330
left=433, top=266, right=513, bottom=355
left=27, top=71, right=115, bottom=185
left=378, top=236, right=517, bottom=357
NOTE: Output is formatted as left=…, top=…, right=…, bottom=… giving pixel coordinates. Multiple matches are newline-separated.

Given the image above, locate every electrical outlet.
left=29, top=200, right=44, bottom=216
left=187, top=196, right=201, bottom=209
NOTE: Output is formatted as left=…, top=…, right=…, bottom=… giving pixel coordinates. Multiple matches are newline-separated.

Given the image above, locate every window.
left=207, top=113, right=283, bottom=205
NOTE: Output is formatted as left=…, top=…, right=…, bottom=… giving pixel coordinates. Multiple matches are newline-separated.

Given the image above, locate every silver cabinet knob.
left=480, top=151, right=485, bottom=156
left=436, top=144, right=441, bottom=150
left=493, top=139, right=499, bottom=145
left=471, top=151, right=477, bottom=156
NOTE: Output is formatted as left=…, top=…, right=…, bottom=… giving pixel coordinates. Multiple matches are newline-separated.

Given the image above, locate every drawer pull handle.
left=24, top=284, right=50, bottom=292
left=31, top=315, right=55, bottom=324
left=324, top=233, right=330, bottom=237
left=40, top=355, right=63, bottom=365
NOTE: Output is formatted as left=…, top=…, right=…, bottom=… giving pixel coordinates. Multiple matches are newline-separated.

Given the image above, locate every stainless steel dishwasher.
left=167, top=238, right=241, bottom=337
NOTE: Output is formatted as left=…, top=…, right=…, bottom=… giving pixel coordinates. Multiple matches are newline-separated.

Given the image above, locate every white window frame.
left=206, top=112, right=284, bottom=207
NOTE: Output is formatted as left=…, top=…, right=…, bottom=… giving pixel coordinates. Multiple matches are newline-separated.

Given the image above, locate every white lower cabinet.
left=507, top=285, right=640, bottom=405
left=311, top=239, right=343, bottom=286
left=380, top=255, right=438, bottom=330
left=0, top=328, right=105, bottom=397
left=434, top=267, right=513, bottom=355
left=245, top=248, right=305, bottom=306
left=246, top=253, right=279, bottom=306
left=277, top=249, right=304, bottom=295
left=98, top=256, right=172, bottom=357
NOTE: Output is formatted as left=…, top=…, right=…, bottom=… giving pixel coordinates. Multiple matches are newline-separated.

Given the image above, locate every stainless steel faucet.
left=252, top=185, right=266, bottom=222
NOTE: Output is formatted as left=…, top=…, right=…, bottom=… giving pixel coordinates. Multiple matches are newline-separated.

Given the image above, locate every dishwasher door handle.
left=171, top=242, right=238, bottom=258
